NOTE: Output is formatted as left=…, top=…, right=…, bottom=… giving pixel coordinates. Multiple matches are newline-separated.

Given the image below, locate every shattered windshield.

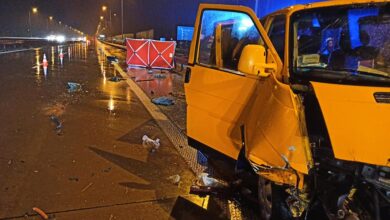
left=292, top=3, right=390, bottom=85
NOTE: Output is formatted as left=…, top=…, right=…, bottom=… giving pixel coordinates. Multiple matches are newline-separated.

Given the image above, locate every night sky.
left=0, top=0, right=112, bottom=36
left=0, top=0, right=259, bottom=37
left=0, top=0, right=323, bottom=38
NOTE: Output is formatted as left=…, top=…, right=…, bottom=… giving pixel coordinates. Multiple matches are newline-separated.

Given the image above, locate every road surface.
left=0, top=42, right=221, bottom=219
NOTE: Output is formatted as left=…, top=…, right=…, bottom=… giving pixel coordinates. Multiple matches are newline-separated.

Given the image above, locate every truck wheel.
left=258, top=177, right=293, bottom=220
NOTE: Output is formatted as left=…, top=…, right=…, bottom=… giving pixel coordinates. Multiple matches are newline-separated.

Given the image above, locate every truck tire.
left=258, top=177, right=293, bottom=220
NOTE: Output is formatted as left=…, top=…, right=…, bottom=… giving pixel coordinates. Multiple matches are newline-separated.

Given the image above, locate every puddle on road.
left=128, top=68, right=174, bottom=97
left=101, top=45, right=178, bottom=98
left=32, top=43, right=90, bottom=80
left=95, top=46, right=140, bottom=118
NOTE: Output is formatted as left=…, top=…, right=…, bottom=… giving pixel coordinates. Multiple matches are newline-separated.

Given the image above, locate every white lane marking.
left=0, top=47, right=41, bottom=55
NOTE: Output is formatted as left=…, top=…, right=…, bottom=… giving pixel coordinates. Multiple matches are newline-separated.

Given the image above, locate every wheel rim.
left=258, top=177, right=273, bottom=220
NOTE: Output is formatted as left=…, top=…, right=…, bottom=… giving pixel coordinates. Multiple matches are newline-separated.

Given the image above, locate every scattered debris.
left=190, top=173, right=231, bottom=196
left=49, top=115, right=62, bottom=131
left=67, top=82, right=82, bottom=92
left=196, top=173, right=228, bottom=188
left=151, top=97, right=174, bottom=106
left=106, top=55, right=118, bottom=63
left=103, top=167, right=112, bottom=173
left=109, top=214, right=114, bottom=220
left=33, top=170, right=39, bottom=173
left=142, top=135, right=160, bottom=153
left=81, top=182, right=93, bottom=192
left=170, top=92, right=186, bottom=99
left=32, top=207, right=49, bottom=220
left=68, top=177, right=79, bottom=182
left=135, top=78, right=154, bottom=82
left=153, top=73, right=166, bottom=79
left=197, top=151, right=208, bottom=166
left=43, top=103, right=66, bottom=117
left=167, top=174, right=181, bottom=185
left=109, top=76, right=125, bottom=82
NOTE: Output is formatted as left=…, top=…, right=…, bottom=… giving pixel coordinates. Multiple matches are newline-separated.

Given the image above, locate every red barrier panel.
left=126, top=38, right=176, bottom=69
left=126, top=39, right=149, bottom=68
left=149, top=40, right=176, bottom=69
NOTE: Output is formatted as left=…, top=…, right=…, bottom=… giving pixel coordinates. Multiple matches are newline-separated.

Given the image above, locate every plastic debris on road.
left=67, top=82, right=82, bottom=92
left=109, top=76, right=125, bottom=82
left=68, top=177, right=79, bottom=182
left=81, top=182, right=93, bottom=192
left=196, top=173, right=228, bottom=188
left=167, top=174, right=181, bottom=185
left=106, top=55, right=118, bottom=63
left=153, top=73, right=166, bottom=79
left=142, top=135, right=160, bottom=153
left=50, top=115, right=62, bottom=131
left=151, top=97, right=174, bottom=106
left=197, top=151, right=208, bottom=166
left=32, top=207, right=49, bottom=220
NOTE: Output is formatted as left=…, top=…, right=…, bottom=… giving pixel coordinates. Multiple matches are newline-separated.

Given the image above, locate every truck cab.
left=185, top=1, right=390, bottom=219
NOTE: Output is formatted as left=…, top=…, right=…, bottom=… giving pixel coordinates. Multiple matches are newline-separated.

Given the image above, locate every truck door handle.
left=184, top=67, right=191, bottom=83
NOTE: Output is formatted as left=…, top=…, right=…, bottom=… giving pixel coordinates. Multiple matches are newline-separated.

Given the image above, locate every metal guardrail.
left=99, top=40, right=126, bottom=50
left=0, top=37, right=46, bottom=41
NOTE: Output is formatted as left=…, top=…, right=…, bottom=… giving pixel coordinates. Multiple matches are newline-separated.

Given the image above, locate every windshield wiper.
left=294, top=66, right=390, bottom=85
left=297, top=66, right=390, bottom=79
left=332, top=67, right=390, bottom=79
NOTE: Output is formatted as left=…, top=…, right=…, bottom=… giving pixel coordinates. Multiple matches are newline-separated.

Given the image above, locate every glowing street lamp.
left=100, top=16, right=104, bottom=20
left=47, top=16, right=54, bottom=33
left=102, top=5, right=112, bottom=36
left=28, top=7, right=38, bottom=37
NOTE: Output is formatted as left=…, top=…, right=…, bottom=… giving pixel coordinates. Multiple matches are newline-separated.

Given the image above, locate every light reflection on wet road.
left=0, top=42, right=207, bottom=219
left=103, top=46, right=187, bottom=132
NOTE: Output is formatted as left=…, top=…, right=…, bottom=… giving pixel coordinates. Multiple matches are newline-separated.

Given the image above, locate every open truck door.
left=185, top=4, right=310, bottom=180
left=184, top=4, right=287, bottom=162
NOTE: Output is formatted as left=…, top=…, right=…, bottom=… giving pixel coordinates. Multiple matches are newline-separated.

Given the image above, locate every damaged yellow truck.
left=184, top=0, right=390, bottom=219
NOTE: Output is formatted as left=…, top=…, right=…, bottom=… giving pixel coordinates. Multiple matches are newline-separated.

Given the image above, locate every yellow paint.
left=186, top=0, right=390, bottom=188
left=186, top=4, right=308, bottom=186
left=244, top=74, right=310, bottom=174
left=186, top=4, right=310, bottom=188
left=312, top=82, right=390, bottom=167
left=185, top=64, right=257, bottom=159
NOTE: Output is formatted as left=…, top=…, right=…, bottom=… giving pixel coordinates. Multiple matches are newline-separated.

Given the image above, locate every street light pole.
left=110, top=8, right=112, bottom=28
left=102, top=5, right=113, bottom=36
left=28, top=11, right=31, bottom=37
left=28, top=8, right=38, bottom=37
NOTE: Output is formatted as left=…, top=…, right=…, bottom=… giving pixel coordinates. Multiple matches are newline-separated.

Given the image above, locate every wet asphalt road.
left=0, top=42, right=207, bottom=219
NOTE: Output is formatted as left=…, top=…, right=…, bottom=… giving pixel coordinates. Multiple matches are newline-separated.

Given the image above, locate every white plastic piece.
left=167, top=174, right=181, bottom=185
left=197, top=173, right=227, bottom=188
left=142, top=135, right=160, bottom=150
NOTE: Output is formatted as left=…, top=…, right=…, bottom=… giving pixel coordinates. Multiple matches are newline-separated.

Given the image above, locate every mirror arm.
left=253, top=63, right=277, bottom=77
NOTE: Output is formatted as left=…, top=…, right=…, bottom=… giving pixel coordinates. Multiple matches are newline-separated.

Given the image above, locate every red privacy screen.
left=126, top=38, right=176, bottom=69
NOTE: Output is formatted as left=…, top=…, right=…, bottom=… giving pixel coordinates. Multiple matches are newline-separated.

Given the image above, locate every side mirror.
left=238, top=45, right=277, bottom=77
